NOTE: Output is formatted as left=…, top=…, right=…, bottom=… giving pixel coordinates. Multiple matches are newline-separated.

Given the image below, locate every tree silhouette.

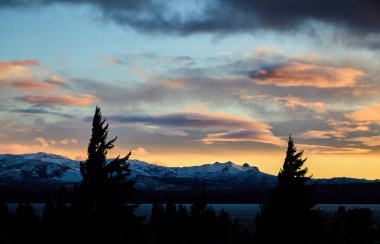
left=73, top=106, right=140, bottom=242
left=329, top=207, right=375, bottom=243
left=15, top=203, right=40, bottom=243
left=75, top=106, right=135, bottom=212
left=164, top=192, right=177, bottom=225
left=150, top=200, right=165, bottom=227
left=0, top=201, right=11, bottom=244
left=255, top=135, right=325, bottom=243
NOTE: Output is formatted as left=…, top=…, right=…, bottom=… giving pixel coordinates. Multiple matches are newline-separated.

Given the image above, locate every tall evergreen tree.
left=75, top=106, right=135, bottom=212
left=255, top=135, right=325, bottom=243
left=71, top=106, right=142, bottom=243
left=150, top=201, right=165, bottom=227
left=165, top=192, right=177, bottom=224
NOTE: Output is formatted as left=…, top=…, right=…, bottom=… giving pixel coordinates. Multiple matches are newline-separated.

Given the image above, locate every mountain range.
left=0, top=153, right=377, bottom=191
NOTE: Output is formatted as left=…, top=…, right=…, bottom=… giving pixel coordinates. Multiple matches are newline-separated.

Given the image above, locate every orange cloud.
left=110, top=110, right=285, bottom=146
left=20, top=93, right=98, bottom=106
left=0, top=143, right=81, bottom=158
left=162, top=78, right=186, bottom=90
left=34, top=137, right=78, bottom=147
left=45, top=76, right=64, bottom=85
left=300, top=118, right=369, bottom=139
left=300, top=125, right=369, bottom=139
left=240, top=94, right=267, bottom=101
left=0, top=59, right=99, bottom=108
left=252, top=46, right=282, bottom=55
left=60, top=138, right=78, bottom=145
left=0, top=59, right=38, bottom=70
left=346, top=103, right=380, bottom=124
left=0, top=60, right=37, bottom=82
left=12, top=78, right=55, bottom=90
left=0, top=136, right=79, bottom=155
left=34, top=137, right=50, bottom=148
left=347, top=136, right=380, bottom=147
left=299, top=130, right=331, bottom=139
left=200, top=129, right=286, bottom=146
left=0, top=59, right=64, bottom=91
left=274, top=96, right=326, bottom=112
left=300, top=144, right=370, bottom=154
left=251, top=63, right=364, bottom=88
left=7, top=60, right=39, bottom=66
left=132, top=147, right=149, bottom=156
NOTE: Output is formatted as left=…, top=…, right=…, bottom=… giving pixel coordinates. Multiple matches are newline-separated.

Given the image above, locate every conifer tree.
left=75, top=106, right=135, bottom=213
left=165, top=192, right=177, bottom=224
left=150, top=201, right=165, bottom=227
left=255, top=135, right=325, bottom=243
left=72, top=106, right=141, bottom=243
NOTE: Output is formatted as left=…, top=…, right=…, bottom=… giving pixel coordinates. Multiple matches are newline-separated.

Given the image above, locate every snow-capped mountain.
left=0, top=153, right=276, bottom=190
left=0, top=153, right=376, bottom=191
left=0, top=152, right=80, bottom=185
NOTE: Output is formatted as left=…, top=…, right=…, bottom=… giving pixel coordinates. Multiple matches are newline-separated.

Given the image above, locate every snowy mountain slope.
left=0, top=153, right=80, bottom=186
left=0, top=153, right=377, bottom=190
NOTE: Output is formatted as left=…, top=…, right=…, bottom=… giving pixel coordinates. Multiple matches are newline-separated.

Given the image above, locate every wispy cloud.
left=19, top=93, right=98, bottom=106
left=11, top=108, right=74, bottom=118
left=95, top=54, right=124, bottom=66
left=251, top=63, right=364, bottom=88
left=12, top=78, right=56, bottom=90
left=0, top=60, right=63, bottom=90
left=108, top=110, right=284, bottom=146
left=299, top=119, right=369, bottom=139
left=34, top=137, right=50, bottom=148
left=132, top=147, right=149, bottom=156
left=300, top=144, right=370, bottom=154
left=0, top=59, right=98, bottom=109
left=35, top=137, right=78, bottom=147
left=0, top=59, right=38, bottom=83
left=274, top=96, right=326, bottom=113
left=200, top=129, right=285, bottom=146
left=346, top=103, right=380, bottom=124
left=347, top=136, right=380, bottom=147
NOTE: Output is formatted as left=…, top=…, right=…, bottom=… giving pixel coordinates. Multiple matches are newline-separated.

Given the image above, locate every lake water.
left=8, top=203, right=380, bottom=230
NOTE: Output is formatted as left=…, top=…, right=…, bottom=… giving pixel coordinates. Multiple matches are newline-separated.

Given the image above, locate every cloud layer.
left=2, top=0, right=380, bottom=48
left=0, top=59, right=98, bottom=107
left=251, top=63, right=364, bottom=88
left=19, top=93, right=98, bottom=106
left=108, top=111, right=284, bottom=146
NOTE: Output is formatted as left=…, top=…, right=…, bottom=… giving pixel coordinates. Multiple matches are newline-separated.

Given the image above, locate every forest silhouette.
left=0, top=107, right=378, bottom=244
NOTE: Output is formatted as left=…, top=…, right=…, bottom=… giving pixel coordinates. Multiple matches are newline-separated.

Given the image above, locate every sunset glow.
left=1, top=1, right=380, bottom=179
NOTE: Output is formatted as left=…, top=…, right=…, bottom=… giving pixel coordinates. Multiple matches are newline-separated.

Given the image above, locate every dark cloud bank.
left=2, top=0, right=380, bottom=41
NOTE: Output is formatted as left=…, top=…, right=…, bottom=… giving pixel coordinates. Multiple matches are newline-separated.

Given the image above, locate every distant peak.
left=213, top=161, right=234, bottom=166
left=23, top=152, right=70, bottom=160
left=243, top=163, right=250, bottom=167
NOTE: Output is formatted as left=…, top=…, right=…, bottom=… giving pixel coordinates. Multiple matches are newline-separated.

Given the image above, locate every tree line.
left=0, top=107, right=378, bottom=243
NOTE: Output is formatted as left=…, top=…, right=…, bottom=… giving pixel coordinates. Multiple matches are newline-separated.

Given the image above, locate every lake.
left=7, top=203, right=380, bottom=230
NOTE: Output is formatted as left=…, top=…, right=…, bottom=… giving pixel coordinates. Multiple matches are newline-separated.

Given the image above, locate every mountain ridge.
left=0, top=152, right=377, bottom=191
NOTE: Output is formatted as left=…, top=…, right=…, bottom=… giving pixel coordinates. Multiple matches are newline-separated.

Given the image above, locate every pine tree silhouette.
left=329, top=207, right=375, bottom=243
left=73, top=106, right=140, bottom=242
left=75, top=106, right=135, bottom=212
left=0, top=201, right=11, bottom=244
left=255, top=135, right=325, bottom=243
left=191, top=188, right=208, bottom=218
left=15, top=203, right=40, bottom=243
left=164, top=192, right=177, bottom=225
left=150, top=200, right=165, bottom=227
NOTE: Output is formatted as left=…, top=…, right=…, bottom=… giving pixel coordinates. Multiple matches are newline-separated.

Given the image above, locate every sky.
left=1, top=0, right=380, bottom=179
